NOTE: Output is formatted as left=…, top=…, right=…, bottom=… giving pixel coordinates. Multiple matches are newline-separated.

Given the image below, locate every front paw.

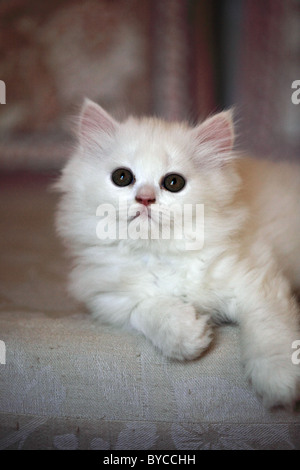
left=156, top=303, right=213, bottom=361
left=245, top=357, right=300, bottom=408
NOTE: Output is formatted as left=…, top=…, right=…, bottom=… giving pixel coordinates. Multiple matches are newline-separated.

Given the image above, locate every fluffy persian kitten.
left=55, top=98, right=300, bottom=408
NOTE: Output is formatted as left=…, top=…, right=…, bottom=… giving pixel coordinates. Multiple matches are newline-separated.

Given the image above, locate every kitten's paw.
left=131, top=299, right=213, bottom=361
left=157, top=303, right=213, bottom=361
left=245, top=357, right=300, bottom=408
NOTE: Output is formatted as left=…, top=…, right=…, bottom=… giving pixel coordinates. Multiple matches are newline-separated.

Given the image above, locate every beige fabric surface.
left=0, top=175, right=299, bottom=450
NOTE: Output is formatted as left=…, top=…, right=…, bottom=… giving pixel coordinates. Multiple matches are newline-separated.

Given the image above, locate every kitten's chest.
left=130, top=251, right=208, bottom=297
left=130, top=251, right=238, bottom=319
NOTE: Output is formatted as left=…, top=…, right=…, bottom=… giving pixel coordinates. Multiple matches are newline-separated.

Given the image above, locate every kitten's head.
left=56, top=99, right=242, bottom=252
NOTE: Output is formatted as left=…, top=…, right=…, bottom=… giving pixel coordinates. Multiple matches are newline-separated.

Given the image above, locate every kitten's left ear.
left=192, top=110, right=235, bottom=165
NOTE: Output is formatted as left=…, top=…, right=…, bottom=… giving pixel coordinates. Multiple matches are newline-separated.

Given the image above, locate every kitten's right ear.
left=79, top=98, right=119, bottom=142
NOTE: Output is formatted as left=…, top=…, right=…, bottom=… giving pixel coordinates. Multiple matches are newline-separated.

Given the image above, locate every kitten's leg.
left=235, top=273, right=300, bottom=408
left=130, top=297, right=213, bottom=360
left=86, top=292, right=212, bottom=360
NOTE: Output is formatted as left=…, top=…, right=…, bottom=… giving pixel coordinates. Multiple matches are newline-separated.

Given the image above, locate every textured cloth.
left=0, top=175, right=299, bottom=450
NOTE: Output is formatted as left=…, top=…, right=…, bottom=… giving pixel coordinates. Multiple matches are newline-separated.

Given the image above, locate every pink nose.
left=135, top=186, right=156, bottom=206
left=135, top=196, right=156, bottom=206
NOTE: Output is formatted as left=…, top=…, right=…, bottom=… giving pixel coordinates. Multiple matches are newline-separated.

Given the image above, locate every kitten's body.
left=236, top=157, right=300, bottom=290
left=55, top=99, right=300, bottom=408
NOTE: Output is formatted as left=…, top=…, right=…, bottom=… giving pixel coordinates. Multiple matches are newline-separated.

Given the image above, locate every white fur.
left=55, top=99, right=300, bottom=408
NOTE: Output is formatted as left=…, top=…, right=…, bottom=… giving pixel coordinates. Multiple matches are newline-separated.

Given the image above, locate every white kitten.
left=55, top=98, right=300, bottom=408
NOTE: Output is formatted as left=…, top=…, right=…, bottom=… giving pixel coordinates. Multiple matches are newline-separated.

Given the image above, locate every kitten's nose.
left=136, top=196, right=156, bottom=206
left=135, top=186, right=156, bottom=206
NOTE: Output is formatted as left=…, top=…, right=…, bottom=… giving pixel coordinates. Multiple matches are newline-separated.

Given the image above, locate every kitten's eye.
left=111, top=168, right=134, bottom=187
left=162, top=173, right=186, bottom=193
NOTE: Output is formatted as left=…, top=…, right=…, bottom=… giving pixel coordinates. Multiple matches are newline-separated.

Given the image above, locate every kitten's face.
left=58, top=99, right=239, bottom=249
left=98, top=119, right=203, bottom=225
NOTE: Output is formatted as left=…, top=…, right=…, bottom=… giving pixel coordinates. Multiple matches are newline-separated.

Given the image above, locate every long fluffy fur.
left=55, top=99, right=300, bottom=408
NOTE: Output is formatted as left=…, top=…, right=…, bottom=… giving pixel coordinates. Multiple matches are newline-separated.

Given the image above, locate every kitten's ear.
left=192, top=110, right=235, bottom=166
left=79, top=98, right=119, bottom=142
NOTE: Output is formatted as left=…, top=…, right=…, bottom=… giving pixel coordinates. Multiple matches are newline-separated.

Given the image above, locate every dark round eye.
left=162, top=173, right=186, bottom=193
left=111, top=168, right=134, bottom=187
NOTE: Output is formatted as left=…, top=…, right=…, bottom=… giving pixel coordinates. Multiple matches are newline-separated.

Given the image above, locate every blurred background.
left=0, top=0, right=299, bottom=171
left=0, top=0, right=299, bottom=450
